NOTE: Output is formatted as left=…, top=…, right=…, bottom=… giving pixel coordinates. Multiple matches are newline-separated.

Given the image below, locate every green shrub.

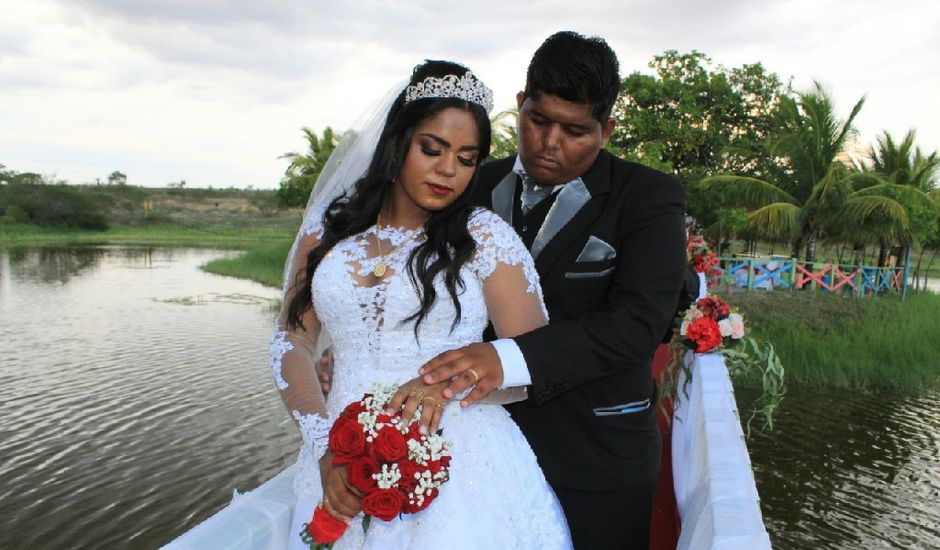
left=0, top=205, right=30, bottom=224
left=0, top=182, right=112, bottom=230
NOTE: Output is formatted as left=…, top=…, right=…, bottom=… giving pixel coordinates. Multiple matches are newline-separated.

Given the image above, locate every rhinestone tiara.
left=403, top=71, right=494, bottom=113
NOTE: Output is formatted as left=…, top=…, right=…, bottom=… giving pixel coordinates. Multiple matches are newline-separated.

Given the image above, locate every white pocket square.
left=576, top=235, right=616, bottom=263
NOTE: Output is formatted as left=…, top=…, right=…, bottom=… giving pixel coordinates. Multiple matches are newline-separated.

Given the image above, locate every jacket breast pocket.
left=565, top=259, right=616, bottom=279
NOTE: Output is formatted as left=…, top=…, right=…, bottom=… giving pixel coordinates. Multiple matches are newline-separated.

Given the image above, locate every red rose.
left=346, top=456, right=380, bottom=494
left=373, top=426, right=408, bottom=463
left=403, top=488, right=438, bottom=514
left=329, top=417, right=366, bottom=459
left=342, top=400, right=366, bottom=418
left=426, top=459, right=445, bottom=475
left=684, top=317, right=723, bottom=353
left=696, top=295, right=730, bottom=320
left=361, top=488, right=406, bottom=521
left=397, top=460, right=423, bottom=491
left=307, top=504, right=348, bottom=544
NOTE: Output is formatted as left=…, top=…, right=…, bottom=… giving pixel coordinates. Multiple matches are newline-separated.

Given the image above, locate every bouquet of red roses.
left=300, top=384, right=452, bottom=549
left=687, top=235, right=722, bottom=284
left=677, top=294, right=745, bottom=353
left=660, top=293, right=786, bottom=434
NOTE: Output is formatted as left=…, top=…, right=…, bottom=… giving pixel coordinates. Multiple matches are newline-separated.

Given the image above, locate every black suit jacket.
left=474, top=150, right=687, bottom=492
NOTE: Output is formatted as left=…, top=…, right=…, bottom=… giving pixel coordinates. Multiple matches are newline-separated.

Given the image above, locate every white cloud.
left=1, top=0, right=938, bottom=188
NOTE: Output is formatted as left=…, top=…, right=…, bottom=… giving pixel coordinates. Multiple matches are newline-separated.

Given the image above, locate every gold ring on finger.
left=466, top=367, right=481, bottom=384
left=434, top=402, right=445, bottom=409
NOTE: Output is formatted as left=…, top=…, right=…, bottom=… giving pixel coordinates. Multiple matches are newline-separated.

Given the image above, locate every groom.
left=419, top=31, right=687, bottom=548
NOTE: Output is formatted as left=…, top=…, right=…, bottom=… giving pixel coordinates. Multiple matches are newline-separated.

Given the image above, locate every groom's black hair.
left=524, top=31, right=621, bottom=122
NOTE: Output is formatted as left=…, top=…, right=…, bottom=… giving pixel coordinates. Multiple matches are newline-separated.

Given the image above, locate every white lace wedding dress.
left=270, top=207, right=571, bottom=549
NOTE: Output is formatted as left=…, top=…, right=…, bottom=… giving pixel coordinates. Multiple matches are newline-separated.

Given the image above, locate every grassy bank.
left=730, top=290, right=940, bottom=392
left=202, top=240, right=291, bottom=287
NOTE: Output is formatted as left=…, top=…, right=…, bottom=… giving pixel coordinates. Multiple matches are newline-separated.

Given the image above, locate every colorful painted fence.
left=710, top=256, right=911, bottom=296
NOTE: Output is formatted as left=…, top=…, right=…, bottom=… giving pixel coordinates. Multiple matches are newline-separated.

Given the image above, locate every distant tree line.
left=0, top=166, right=112, bottom=229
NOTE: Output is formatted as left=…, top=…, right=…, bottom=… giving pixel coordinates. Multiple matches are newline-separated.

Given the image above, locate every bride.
left=270, top=60, right=571, bottom=549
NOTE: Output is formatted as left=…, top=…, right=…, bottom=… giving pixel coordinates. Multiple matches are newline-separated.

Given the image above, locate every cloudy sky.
left=2, top=0, right=938, bottom=189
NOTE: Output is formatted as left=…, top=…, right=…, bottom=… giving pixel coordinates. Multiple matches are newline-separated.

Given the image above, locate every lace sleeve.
left=269, top=229, right=331, bottom=461
left=469, top=209, right=548, bottom=404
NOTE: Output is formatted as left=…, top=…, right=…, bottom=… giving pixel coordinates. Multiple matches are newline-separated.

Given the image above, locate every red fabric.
left=650, top=344, right=681, bottom=550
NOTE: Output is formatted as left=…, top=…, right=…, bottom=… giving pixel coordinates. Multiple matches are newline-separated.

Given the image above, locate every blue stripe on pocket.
left=592, top=398, right=651, bottom=416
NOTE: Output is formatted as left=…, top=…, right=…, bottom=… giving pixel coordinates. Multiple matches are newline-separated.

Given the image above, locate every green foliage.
left=731, top=290, right=940, bottom=392
left=611, top=50, right=785, bottom=186
left=723, top=337, right=786, bottom=433
left=699, top=83, right=876, bottom=261
left=870, top=130, right=940, bottom=191
left=276, top=127, right=339, bottom=208
left=202, top=240, right=292, bottom=287
left=0, top=175, right=112, bottom=230
left=488, top=109, right=519, bottom=161
left=107, top=170, right=127, bottom=186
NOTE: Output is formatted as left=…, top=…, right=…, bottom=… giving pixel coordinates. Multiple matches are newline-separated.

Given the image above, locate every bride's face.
left=392, top=107, right=481, bottom=217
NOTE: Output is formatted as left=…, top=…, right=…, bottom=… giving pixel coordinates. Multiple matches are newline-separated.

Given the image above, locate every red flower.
left=342, top=400, right=366, bottom=418
left=696, top=295, right=730, bottom=320
left=307, top=504, right=348, bottom=544
left=329, top=417, right=366, bottom=459
left=684, top=317, right=723, bottom=353
left=373, top=426, right=408, bottom=463
left=362, top=488, right=406, bottom=521
left=346, top=456, right=380, bottom=494
left=402, top=488, right=438, bottom=514
left=397, top=460, right=423, bottom=491
left=426, top=459, right=446, bottom=475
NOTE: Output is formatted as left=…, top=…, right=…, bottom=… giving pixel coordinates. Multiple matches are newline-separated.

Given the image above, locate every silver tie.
left=520, top=176, right=554, bottom=215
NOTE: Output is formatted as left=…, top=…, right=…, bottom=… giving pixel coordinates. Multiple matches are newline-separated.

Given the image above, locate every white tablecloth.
left=162, top=465, right=296, bottom=550
left=672, top=352, right=772, bottom=549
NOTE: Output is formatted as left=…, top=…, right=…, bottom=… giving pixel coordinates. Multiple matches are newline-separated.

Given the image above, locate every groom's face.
left=516, top=91, right=615, bottom=186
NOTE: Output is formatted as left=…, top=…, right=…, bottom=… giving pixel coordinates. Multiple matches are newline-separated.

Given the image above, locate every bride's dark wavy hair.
left=286, top=60, right=492, bottom=337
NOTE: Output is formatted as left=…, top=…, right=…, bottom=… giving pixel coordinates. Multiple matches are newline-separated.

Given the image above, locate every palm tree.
left=488, top=109, right=518, bottom=161
left=699, top=82, right=872, bottom=262
left=871, top=130, right=940, bottom=191
left=867, top=129, right=940, bottom=277
left=276, top=127, right=338, bottom=208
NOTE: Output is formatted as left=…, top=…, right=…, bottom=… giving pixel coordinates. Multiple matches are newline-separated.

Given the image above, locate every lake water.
left=1, top=246, right=938, bottom=548
left=0, top=247, right=295, bottom=548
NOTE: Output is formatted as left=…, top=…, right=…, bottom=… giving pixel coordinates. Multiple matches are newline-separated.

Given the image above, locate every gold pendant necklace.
left=373, top=213, right=421, bottom=278
left=373, top=259, right=388, bottom=278
left=373, top=221, right=389, bottom=277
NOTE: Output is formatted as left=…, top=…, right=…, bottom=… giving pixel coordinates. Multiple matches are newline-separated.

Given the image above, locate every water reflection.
left=5, top=246, right=106, bottom=284
left=744, top=386, right=940, bottom=549
left=0, top=246, right=294, bottom=549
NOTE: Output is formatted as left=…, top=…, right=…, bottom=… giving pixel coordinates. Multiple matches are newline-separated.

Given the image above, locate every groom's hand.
left=419, top=342, right=503, bottom=407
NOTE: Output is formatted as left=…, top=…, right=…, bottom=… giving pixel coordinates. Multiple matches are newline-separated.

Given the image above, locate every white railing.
left=162, top=466, right=296, bottom=550
left=164, top=352, right=772, bottom=549
left=672, top=352, right=772, bottom=549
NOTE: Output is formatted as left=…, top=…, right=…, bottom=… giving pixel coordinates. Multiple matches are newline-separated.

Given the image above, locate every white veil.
left=281, top=80, right=408, bottom=294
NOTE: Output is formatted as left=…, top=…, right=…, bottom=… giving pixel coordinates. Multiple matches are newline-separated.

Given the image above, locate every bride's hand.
left=387, top=377, right=451, bottom=434
left=319, top=451, right=362, bottom=522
